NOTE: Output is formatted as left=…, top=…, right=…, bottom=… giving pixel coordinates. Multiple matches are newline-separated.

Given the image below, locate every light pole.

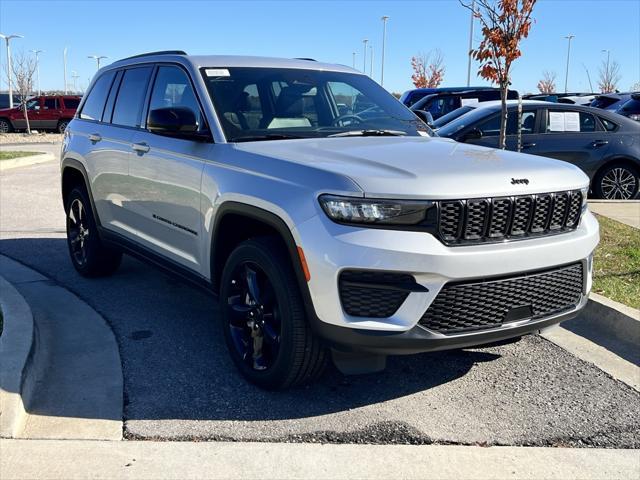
left=564, top=34, right=575, bottom=93
left=362, top=39, right=368, bottom=73
left=582, top=63, right=594, bottom=92
left=30, top=49, right=43, bottom=96
left=380, top=15, right=389, bottom=86
left=466, top=0, right=475, bottom=86
left=369, top=44, right=374, bottom=78
left=71, top=71, right=79, bottom=93
left=63, top=47, right=68, bottom=94
left=88, top=54, right=107, bottom=70
left=352, top=52, right=357, bottom=69
left=0, top=33, right=23, bottom=108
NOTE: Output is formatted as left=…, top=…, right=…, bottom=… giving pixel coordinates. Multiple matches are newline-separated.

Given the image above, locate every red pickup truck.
left=0, top=95, right=81, bottom=133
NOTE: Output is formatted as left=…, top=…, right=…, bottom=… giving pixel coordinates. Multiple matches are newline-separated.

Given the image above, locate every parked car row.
left=0, top=94, right=82, bottom=133
left=430, top=100, right=640, bottom=199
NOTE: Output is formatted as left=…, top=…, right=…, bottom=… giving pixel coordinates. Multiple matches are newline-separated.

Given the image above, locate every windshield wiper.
left=328, top=129, right=407, bottom=138
left=232, top=133, right=306, bottom=142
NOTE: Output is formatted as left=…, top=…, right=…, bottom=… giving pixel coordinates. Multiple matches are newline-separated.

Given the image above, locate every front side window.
left=80, top=70, right=116, bottom=121
left=148, top=66, right=205, bottom=130
left=112, top=67, right=153, bottom=127
left=26, top=98, right=40, bottom=110
left=475, top=113, right=501, bottom=136
left=202, top=67, right=429, bottom=142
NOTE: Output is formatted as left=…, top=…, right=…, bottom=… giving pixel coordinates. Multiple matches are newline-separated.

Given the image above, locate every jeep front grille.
left=419, top=262, right=584, bottom=334
left=437, top=190, right=583, bottom=245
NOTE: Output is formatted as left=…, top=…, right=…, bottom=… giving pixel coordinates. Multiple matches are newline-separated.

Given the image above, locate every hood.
left=235, top=136, right=589, bottom=199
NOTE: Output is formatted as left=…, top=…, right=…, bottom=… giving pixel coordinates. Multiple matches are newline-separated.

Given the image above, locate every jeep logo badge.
left=511, top=178, right=530, bottom=185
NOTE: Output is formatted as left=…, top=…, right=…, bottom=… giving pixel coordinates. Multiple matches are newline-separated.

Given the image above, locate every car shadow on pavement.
left=0, top=237, right=501, bottom=423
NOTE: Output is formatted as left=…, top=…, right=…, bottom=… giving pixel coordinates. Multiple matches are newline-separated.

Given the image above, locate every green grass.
left=592, top=214, right=640, bottom=309
left=0, top=151, right=40, bottom=161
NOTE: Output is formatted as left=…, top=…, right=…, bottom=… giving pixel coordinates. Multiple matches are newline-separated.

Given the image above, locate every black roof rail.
left=294, top=57, right=317, bottom=61
left=117, top=50, right=187, bottom=62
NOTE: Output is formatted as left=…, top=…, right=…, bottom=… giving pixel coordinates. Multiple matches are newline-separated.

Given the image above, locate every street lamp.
left=564, top=34, right=575, bottom=93
left=380, top=15, right=389, bottom=86
left=30, top=49, right=43, bottom=96
left=0, top=33, right=23, bottom=108
left=362, top=39, right=368, bottom=74
left=466, top=0, right=476, bottom=87
left=369, top=44, right=374, bottom=78
left=71, top=71, right=80, bottom=93
left=352, top=52, right=357, bottom=69
left=88, top=54, right=107, bottom=70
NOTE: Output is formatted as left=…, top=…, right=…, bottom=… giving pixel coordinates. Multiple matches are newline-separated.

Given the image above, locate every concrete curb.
left=585, top=293, right=640, bottom=345
left=0, top=276, right=35, bottom=438
left=2, top=439, right=639, bottom=480
left=0, top=152, right=55, bottom=171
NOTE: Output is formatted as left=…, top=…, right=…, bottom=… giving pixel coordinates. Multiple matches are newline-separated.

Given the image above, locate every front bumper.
left=293, top=209, right=599, bottom=352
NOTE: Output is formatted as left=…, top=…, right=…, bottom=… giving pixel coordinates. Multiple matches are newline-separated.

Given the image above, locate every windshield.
left=201, top=67, right=430, bottom=142
left=432, top=105, right=475, bottom=129
left=436, top=106, right=495, bottom=137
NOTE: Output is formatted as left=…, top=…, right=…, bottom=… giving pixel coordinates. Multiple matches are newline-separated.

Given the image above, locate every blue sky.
left=1, top=0, right=638, bottom=94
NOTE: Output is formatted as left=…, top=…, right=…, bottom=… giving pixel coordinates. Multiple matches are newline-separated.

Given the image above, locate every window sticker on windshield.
left=205, top=69, right=230, bottom=77
left=461, top=98, right=478, bottom=106
left=548, top=111, right=565, bottom=131
left=564, top=112, right=580, bottom=132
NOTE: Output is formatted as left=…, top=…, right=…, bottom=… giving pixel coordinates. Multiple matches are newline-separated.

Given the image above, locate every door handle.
left=131, top=142, right=150, bottom=154
left=522, top=142, right=536, bottom=149
left=592, top=140, right=609, bottom=147
left=88, top=133, right=102, bottom=143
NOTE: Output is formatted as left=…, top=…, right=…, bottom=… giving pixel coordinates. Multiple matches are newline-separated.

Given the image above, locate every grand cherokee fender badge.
left=511, top=178, right=530, bottom=185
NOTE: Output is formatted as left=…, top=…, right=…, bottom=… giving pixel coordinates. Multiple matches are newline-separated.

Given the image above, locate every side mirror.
left=148, top=107, right=209, bottom=140
left=414, top=109, right=434, bottom=127
left=460, top=128, right=482, bottom=142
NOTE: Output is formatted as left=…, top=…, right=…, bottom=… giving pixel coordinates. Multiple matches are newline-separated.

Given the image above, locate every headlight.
left=319, top=194, right=433, bottom=226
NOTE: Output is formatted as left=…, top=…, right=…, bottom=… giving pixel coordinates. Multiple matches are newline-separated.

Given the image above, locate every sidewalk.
left=1, top=439, right=638, bottom=480
left=588, top=200, right=640, bottom=229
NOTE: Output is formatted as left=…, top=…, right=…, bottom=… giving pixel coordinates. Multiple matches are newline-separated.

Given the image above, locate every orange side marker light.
left=297, top=246, right=311, bottom=282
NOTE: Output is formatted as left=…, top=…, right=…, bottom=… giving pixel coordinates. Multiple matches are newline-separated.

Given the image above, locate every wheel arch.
left=61, top=158, right=102, bottom=226
left=210, top=202, right=318, bottom=320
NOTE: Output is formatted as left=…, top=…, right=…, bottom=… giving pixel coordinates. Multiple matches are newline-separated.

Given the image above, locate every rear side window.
left=545, top=110, right=597, bottom=133
left=80, top=72, right=115, bottom=121
left=80, top=71, right=116, bottom=121
left=63, top=98, right=80, bottom=109
left=44, top=98, right=58, bottom=109
left=599, top=117, right=618, bottom=131
left=112, top=67, right=153, bottom=128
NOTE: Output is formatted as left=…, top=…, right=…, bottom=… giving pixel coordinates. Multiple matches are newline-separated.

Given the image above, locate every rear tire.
left=219, top=236, right=326, bottom=390
left=0, top=118, right=12, bottom=133
left=57, top=120, right=70, bottom=134
left=594, top=163, right=639, bottom=199
left=65, top=186, right=122, bottom=277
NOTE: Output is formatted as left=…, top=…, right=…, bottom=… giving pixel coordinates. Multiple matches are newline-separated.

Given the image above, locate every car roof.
left=109, top=53, right=359, bottom=74
left=470, top=99, right=554, bottom=109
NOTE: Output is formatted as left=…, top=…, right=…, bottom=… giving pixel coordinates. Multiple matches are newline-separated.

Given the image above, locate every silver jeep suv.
left=61, top=51, right=599, bottom=389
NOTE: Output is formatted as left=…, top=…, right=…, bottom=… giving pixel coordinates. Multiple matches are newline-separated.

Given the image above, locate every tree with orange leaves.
left=411, top=50, right=445, bottom=88
left=461, top=0, right=536, bottom=149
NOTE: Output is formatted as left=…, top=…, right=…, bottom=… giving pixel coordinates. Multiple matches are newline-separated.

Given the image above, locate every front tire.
left=594, top=163, right=639, bottom=199
left=65, top=186, right=122, bottom=277
left=219, top=237, right=326, bottom=390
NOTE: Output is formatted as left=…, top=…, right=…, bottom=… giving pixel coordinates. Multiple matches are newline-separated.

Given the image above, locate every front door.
left=127, top=65, right=210, bottom=272
left=39, top=97, right=61, bottom=130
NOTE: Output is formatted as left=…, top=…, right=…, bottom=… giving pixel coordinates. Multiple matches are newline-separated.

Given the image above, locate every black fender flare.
left=60, top=158, right=102, bottom=227
left=210, top=201, right=320, bottom=324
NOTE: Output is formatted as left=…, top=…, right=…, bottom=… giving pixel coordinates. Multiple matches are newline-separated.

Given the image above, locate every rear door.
left=525, top=107, right=611, bottom=175
left=128, top=64, right=210, bottom=271
left=39, top=97, right=61, bottom=130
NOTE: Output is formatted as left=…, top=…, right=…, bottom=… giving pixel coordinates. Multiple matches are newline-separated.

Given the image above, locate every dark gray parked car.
left=437, top=101, right=640, bottom=199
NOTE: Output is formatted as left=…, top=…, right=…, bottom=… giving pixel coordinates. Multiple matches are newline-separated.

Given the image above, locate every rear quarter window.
left=80, top=71, right=116, bottom=121
left=599, top=117, right=618, bottom=131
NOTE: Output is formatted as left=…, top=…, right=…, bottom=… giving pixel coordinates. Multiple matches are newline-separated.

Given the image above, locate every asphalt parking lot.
left=1, top=158, right=639, bottom=448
